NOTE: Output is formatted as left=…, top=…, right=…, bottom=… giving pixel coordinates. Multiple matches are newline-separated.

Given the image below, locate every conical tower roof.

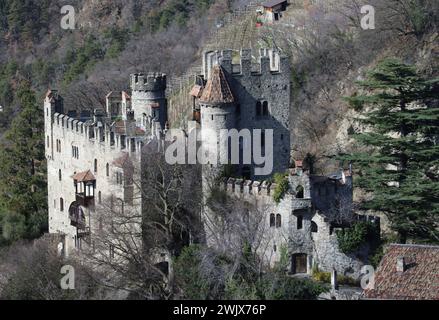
left=199, top=65, right=235, bottom=104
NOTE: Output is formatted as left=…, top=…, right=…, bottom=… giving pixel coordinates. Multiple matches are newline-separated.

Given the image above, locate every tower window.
left=297, top=215, right=303, bottom=230
left=296, top=185, right=304, bottom=199
left=311, top=221, right=318, bottom=233
left=236, top=104, right=241, bottom=115
left=262, top=101, right=269, bottom=116
left=60, top=198, right=64, bottom=212
left=58, top=169, right=62, bottom=181
left=269, top=213, right=275, bottom=227
left=256, top=101, right=262, bottom=116
left=94, top=159, right=98, bottom=173
left=276, top=214, right=282, bottom=228
left=106, top=163, right=110, bottom=177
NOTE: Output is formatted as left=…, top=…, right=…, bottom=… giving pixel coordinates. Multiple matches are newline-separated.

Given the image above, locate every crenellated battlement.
left=203, top=48, right=289, bottom=78
left=130, top=72, right=167, bottom=92
left=51, top=111, right=145, bottom=154
left=219, top=177, right=278, bottom=198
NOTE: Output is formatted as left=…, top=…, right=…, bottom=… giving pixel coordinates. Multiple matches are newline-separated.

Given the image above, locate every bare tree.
left=81, top=140, right=202, bottom=299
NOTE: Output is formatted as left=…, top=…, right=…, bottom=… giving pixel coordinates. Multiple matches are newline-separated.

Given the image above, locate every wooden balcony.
left=75, top=192, right=95, bottom=207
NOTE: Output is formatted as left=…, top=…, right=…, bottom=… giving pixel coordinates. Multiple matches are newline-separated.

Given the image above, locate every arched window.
left=58, top=169, right=62, bottom=181
left=296, top=185, right=304, bottom=199
left=60, top=198, right=64, bottom=212
left=106, top=163, right=110, bottom=177
left=297, top=215, right=303, bottom=230
left=256, top=101, right=262, bottom=116
left=269, top=213, right=275, bottom=227
left=47, top=136, right=50, bottom=147
left=94, top=159, right=98, bottom=173
left=98, top=191, right=102, bottom=204
left=262, top=101, right=269, bottom=116
left=276, top=214, right=282, bottom=228
left=311, top=221, right=318, bottom=233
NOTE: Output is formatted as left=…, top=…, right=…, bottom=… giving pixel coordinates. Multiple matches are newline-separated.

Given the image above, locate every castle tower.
left=199, top=65, right=236, bottom=179
left=44, top=90, right=63, bottom=160
left=201, top=48, right=291, bottom=179
left=130, top=72, right=167, bottom=131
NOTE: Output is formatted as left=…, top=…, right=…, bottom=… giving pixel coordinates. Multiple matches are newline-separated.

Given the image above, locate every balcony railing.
left=292, top=198, right=312, bottom=210
left=75, top=192, right=95, bottom=207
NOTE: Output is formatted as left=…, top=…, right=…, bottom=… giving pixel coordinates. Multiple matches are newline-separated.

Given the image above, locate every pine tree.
left=343, top=58, right=439, bottom=243
left=0, top=81, right=47, bottom=243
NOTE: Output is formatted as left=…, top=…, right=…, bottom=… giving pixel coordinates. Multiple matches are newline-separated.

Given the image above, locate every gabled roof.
left=364, top=244, right=439, bottom=300
left=190, top=85, right=203, bottom=98
left=262, top=0, right=287, bottom=8
left=199, top=65, right=234, bottom=105
left=72, top=170, right=96, bottom=182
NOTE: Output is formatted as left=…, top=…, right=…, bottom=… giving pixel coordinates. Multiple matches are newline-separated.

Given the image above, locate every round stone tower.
left=199, top=65, right=236, bottom=178
left=130, top=72, right=167, bottom=131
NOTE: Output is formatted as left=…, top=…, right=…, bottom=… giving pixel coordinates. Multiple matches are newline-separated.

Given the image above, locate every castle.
left=44, top=48, right=370, bottom=278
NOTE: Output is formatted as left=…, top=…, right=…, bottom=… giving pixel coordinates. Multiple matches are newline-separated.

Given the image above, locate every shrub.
left=272, top=173, right=289, bottom=203
left=336, top=221, right=379, bottom=254
left=174, top=244, right=212, bottom=299
left=312, top=265, right=358, bottom=286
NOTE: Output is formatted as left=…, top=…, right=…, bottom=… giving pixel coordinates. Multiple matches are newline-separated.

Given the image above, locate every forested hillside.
left=0, top=0, right=232, bottom=131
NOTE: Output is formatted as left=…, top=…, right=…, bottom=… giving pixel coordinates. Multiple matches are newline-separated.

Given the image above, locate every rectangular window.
left=297, top=215, right=303, bottom=230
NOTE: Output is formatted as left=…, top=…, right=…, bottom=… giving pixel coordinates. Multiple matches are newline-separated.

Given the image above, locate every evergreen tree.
left=343, top=58, right=439, bottom=243
left=0, top=81, right=47, bottom=243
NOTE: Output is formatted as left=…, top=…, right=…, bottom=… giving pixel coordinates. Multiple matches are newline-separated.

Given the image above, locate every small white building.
left=260, top=0, right=288, bottom=24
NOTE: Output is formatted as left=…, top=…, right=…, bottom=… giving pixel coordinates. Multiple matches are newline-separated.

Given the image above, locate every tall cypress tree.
left=0, top=81, right=47, bottom=243
left=343, top=58, right=439, bottom=243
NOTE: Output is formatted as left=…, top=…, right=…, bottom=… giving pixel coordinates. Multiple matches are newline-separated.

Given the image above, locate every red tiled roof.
left=72, top=170, right=96, bottom=182
left=199, top=65, right=234, bottom=104
left=190, top=85, right=203, bottom=98
left=295, top=160, right=303, bottom=168
left=364, top=244, right=439, bottom=300
left=114, top=120, right=126, bottom=134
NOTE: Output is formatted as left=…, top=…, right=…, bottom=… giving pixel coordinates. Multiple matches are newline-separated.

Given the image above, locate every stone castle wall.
left=44, top=96, right=142, bottom=255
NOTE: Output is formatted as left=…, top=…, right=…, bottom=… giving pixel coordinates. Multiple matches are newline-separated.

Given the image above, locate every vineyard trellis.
left=166, top=2, right=261, bottom=128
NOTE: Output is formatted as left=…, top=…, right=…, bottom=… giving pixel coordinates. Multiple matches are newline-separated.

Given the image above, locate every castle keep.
left=45, top=48, right=369, bottom=278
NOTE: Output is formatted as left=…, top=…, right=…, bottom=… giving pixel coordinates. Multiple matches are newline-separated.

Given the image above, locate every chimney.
left=295, top=160, right=303, bottom=175
left=396, top=256, right=406, bottom=272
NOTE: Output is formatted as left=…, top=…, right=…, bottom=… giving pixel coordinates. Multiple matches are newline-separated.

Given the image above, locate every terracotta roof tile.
left=190, top=85, right=203, bottom=98
left=199, top=65, right=234, bottom=104
left=72, top=170, right=96, bottom=182
left=364, top=244, right=439, bottom=300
